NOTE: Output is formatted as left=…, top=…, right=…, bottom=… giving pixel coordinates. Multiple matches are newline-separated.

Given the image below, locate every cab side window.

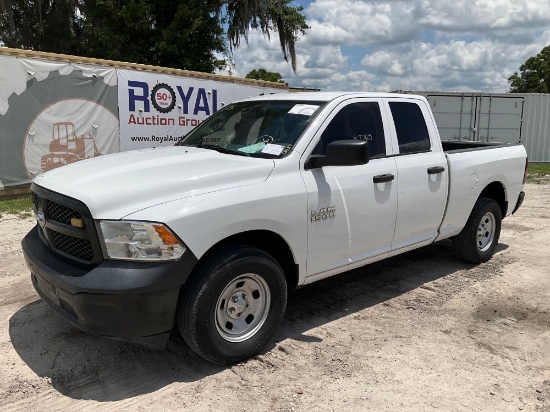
left=314, top=102, right=386, bottom=158
left=389, top=102, right=431, bottom=154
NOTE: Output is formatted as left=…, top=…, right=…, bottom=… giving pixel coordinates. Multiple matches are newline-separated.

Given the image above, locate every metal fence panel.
left=408, top=91, right=550, bottom=162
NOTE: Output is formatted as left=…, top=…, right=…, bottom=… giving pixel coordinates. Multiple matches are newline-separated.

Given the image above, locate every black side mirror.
left=306, top=140, right=370, bottom=169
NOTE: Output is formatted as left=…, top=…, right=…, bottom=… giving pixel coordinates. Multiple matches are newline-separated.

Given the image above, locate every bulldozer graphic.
left=41, top=122, right=101, bottom=172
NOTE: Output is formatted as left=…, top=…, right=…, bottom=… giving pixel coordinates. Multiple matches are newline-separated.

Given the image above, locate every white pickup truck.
left=22, top=92, right=527, bottom=364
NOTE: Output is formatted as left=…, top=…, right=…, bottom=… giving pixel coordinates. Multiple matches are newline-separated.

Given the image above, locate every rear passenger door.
left=384, top=98, right=448, bottom=250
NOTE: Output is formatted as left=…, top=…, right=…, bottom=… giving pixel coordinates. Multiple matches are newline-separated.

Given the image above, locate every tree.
left=509, top=46, right=550, bottom=93
left=0, top=0, right=308, bottom=73
left=222, top=0, right=307, bottom=72
left=246, top=68, right=285, bottom=83
left=0, top=0, right=80, bottom=54
left=77, top=0, right=227, bottom=73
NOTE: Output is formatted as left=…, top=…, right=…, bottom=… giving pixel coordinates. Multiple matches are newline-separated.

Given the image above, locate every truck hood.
left=33, top=146, right=275, bottom=219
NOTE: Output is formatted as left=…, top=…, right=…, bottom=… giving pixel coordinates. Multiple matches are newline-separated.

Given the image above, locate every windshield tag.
left=288, top=104, right=320, bottom=116
left=261, top=144, right=284, bottom=155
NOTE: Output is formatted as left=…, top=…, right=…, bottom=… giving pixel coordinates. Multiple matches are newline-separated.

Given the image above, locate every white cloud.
left=220, top=0, right=550, bottom=92
left=306, top=0, right=420, bottom=46
left=222, top=32, right=349, bottom=87
left=360, top=31, right=550, bottom=91
left=418, top=0, right=550, bottom=31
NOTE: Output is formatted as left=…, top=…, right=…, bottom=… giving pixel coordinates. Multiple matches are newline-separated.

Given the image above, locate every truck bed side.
left=441, top=141, right=519, bottom=151
left=436, top=143, right=527, bottom=241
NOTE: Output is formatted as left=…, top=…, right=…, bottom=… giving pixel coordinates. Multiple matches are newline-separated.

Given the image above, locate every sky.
left=220, top=0, right=550, bottom=92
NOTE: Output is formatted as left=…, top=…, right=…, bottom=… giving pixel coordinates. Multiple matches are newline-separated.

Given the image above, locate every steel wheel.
left=178, top=245, right=287, bottom=364
left=215, top=273, right=271, bottom=342
left=454, top=197, right=502, bottom=264
left=477, top=211, right=496, bottom=252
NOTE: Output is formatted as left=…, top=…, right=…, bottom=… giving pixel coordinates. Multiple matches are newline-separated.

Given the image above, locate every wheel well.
left=479, top=182, right=507, bottom=217
left=199, top=230, right=299, bottom=292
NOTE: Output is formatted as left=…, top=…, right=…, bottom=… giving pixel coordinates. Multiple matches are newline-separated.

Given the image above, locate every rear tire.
left=453, top=197, right=502, bottom=263
left=177, top=245, right=287, bottom=365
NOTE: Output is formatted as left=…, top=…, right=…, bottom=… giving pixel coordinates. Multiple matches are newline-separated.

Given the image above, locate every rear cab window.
left=389, top=102, right=431, bottom=154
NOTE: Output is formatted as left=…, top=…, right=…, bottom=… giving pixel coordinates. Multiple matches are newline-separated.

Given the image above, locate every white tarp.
left=117, top=69, right=286, bottom=151
left=0, top=56, right=119, bottom=188
left=0, top=57, right=117, bottom=116
left=23, top=99, right=119, bottom=176
left=0, top=55, right=28, bottom=116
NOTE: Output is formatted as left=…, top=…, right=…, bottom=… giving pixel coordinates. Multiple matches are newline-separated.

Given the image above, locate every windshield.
left=176, top=100, right=326, bottom=158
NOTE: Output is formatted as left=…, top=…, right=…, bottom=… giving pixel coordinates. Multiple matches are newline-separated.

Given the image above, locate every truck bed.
left=436, top=142, right=527, bottom=242
left=441, top=141, right=520, bottom=152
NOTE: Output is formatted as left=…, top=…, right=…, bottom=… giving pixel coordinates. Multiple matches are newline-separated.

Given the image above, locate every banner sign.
left=0, top=56, right=119, bottom=189
left=0, top=54, right=286, bottom=190
left=117, top=69, right=286, bottom=151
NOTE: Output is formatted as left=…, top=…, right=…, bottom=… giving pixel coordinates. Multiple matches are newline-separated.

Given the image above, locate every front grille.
left=47, top=199, right=83, bottom=225
left=31, top=185, right=101, bottom=266
left=51, top=231, right=95, bottom=261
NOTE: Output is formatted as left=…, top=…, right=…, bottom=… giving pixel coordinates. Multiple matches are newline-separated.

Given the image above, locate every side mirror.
left=306, top=140, right=370, bottom=169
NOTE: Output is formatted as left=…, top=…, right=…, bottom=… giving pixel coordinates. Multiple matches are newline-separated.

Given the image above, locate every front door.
left=301, top=99, right=398, bottom=277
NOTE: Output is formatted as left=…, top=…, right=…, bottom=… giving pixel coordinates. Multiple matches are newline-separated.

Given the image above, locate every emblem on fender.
left=311, top=206, right=336, bottom=222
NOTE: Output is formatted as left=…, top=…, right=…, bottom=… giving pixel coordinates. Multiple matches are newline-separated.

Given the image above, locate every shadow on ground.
left=9, top=240, right=509, bottom=402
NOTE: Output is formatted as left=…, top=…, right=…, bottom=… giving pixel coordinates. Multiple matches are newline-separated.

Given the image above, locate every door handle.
left=427, top=166, right=445, bottom=174
left=373, top=174, right=395, bottom=183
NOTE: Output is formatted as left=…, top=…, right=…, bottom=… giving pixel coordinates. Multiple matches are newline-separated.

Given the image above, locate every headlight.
left=100, top=221, right=186, bottom=261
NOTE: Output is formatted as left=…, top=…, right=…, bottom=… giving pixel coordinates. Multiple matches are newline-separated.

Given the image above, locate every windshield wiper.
left=194, top=143, right=250, bottom=157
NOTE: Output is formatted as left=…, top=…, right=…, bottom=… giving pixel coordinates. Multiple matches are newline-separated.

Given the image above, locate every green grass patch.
left=526, top=162, right=550, bottom=184
left=0, top=196, right=33, bottom=219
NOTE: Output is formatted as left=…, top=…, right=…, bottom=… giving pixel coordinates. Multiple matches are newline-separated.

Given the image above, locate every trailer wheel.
left=177, top=245, right=287, bottom=365
left=453, top=197, right=502, bottom=263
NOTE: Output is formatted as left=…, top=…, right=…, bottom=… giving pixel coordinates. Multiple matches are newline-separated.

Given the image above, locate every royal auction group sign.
left=117, top=70, right=284, bottom=151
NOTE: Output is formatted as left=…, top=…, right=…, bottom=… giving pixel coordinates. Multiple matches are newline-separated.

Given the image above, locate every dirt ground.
left=0, top=183, right=549, bottom=412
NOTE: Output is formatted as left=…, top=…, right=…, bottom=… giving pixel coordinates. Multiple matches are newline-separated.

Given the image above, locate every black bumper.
left=512, top=191, right=525, bottom=215
left=22, top=226, right=198, bottom=349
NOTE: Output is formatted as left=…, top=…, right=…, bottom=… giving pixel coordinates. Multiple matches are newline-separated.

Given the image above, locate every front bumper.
left=22, top=226, right=198, bottom=349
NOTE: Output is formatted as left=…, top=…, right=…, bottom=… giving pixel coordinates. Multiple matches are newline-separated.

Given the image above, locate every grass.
left=0, top=196, right=33, bottom=219
left=526, top=162, right=550, bottom=184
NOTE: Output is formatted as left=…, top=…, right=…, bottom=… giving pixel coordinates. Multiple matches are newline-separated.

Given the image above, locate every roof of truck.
left=245, top=92, right=421, bottom=102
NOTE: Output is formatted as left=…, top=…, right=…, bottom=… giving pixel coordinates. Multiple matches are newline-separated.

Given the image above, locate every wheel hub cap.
left=215, top=273, right=271, bottom=342
left=477, top=211, right=496, bottom=252
left=227, top=292, right=249, bottom=319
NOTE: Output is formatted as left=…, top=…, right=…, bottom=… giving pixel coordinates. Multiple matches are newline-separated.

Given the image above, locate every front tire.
left=453, top=197, right=502, bottom=263
left=177, top=245, right=287, bottom=364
